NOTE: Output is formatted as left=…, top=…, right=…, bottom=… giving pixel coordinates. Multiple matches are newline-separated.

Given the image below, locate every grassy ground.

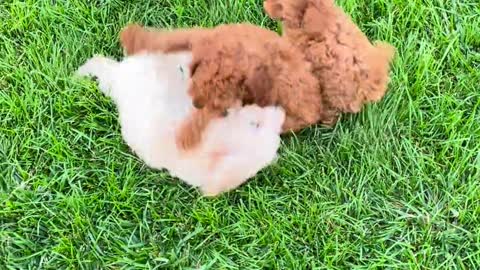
left=1, top=0, right=479, bottom=268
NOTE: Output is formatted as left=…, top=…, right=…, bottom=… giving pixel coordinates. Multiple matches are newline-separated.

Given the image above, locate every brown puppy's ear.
left=188, top=59, right=208, bottom=109
left=245, top=65, right=273, bottom=106
left=264, top=0, right=310, bottom=28
left=189, top=58, right=200, bottom=77
left=119, top=23, right=145, bottom=55
left=263, top=0, right=284, bottom=19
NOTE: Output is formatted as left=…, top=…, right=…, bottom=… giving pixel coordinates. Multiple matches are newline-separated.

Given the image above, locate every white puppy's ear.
left=263, top=106, right=286, bottom=133
left=231, top=100, right=242, bottom=109
left=225, top=100, right=243, bottom=115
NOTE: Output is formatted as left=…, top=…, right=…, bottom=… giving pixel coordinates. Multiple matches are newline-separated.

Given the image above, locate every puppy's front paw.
left=200, top=185, right=221, bottom=197
left=119, top=23, right=144, bottom=55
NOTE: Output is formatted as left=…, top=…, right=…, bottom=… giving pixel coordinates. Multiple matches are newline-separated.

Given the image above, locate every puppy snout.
left=192, top=98, right=205, bottom=109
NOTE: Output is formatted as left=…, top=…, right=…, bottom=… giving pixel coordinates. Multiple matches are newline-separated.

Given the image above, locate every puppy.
left=76, top=52, right=285, bottom=196
left=264, top=0, right=396, bottom=124
left=119, top=23, right=323, bottom=151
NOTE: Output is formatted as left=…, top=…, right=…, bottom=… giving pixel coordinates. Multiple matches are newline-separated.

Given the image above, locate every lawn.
left=1, top=0, right=479, bottom=268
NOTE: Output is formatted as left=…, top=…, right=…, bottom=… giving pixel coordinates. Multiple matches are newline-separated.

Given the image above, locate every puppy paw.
left=199, top=186, right=221, bottom=197
left=119, top=23, right=145, bottom=55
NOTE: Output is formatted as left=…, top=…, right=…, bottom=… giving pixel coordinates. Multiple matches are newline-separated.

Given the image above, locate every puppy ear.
left=189, top=58, right=204, bottom=109
left=189, top=58, right=200, bottom=77
left=264, top=0, right=310, bottom=28
left=264, top=0, right=284, bottom=19
left=374, top=41, right=396, bottom=62
left=245, top=65, right=273, bottom=106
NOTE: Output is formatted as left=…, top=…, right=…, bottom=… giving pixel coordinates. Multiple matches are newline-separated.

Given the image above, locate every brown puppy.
left=264, top=0, right=396, bottom=125
left=120, top=23, right=322, bottom=150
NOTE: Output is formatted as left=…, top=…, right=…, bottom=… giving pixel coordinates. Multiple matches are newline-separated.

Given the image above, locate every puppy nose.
left=192, top=99, right=204, bottom=109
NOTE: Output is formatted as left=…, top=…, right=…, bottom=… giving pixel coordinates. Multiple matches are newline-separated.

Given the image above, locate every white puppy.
left=76, top=52, right=285, bottom=196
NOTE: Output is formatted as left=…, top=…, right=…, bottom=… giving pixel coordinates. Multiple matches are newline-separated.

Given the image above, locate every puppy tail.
left=362, top=41, right=396, bottom=102
left=374, top=41, right=396, bottom=62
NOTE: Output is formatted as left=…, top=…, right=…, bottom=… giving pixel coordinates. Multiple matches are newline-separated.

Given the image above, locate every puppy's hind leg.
left=76, top=56, right=118, bottom=97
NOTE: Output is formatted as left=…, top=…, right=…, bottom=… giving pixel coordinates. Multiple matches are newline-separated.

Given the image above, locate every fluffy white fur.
left=76, top=52, right=285, bottom=196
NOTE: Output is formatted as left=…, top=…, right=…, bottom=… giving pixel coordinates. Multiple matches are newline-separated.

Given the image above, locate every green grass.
left=1, top=0, right=479, bottom=268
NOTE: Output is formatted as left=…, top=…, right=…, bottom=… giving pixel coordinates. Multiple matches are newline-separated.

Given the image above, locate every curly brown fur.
left=120, top=23, right=323, bottom=150
left=264, top=0, right=396, bottom=125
